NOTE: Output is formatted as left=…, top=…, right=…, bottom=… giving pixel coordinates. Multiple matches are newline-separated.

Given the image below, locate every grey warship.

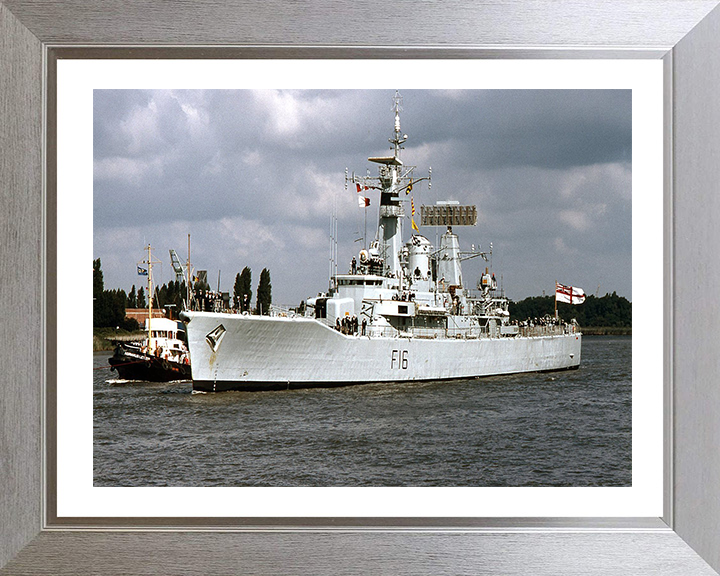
left=182, top=92, right=582, bottom=392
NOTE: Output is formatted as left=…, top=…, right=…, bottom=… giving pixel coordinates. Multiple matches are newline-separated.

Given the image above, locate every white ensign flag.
left=556, top=282, right=586, bottom=305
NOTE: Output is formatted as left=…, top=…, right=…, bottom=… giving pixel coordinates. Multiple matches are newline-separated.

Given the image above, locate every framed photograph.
left=2, top=1, right=720, bottom=574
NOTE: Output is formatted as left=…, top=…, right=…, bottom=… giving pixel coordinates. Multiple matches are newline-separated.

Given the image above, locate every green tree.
left=508, top=295, right=554, bottom=321
left=236, top=267, right=252, bottom=312
left=127, top=285, right=137, bottom=308
left=255, top=268, right=272, bottom=315
left=93, top=259, right=104, bottom=326
left=92, top=259, right=140, bottom=329
left=157, top=284, right=165, bottom=307
left=92, top=259, right=115, bottom=327
left=137, top=286, right=146, bottom=309
left=155, top=280, right=185, bottom=315
left=177, top=281, right=188, bottom=309
left=170, top=280, right=185, bottom=309
left=154, top=284, right=163, bottom=310
left=93, top=259, right=104, bottom=297
left=106, top=288, right=128, bottom=328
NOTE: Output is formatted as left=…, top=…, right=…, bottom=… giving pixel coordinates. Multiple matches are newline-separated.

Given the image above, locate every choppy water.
left=94, top=336, right=631, bottom=486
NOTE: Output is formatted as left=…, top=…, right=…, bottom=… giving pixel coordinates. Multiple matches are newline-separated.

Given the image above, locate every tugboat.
left=108, top=317, right=191, bottom=382
left=108, top=244, right=191, bottom=382
left=181, top=91, right=582, bottom=392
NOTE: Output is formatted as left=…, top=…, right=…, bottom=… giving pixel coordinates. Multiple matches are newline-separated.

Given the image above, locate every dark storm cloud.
left=402, top=90, right=631, bottom=170
left=94, top=89, right=631, bottom=304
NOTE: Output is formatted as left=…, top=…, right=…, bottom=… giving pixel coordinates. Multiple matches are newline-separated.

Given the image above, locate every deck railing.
left=323, top=324, right=574, bottom=340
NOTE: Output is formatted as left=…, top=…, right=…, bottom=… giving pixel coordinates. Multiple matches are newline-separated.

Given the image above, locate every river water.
left=94, top=335, right=631, bottom=487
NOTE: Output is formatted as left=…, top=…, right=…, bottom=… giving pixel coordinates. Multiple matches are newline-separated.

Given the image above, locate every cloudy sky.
left=93, top=89, right=631, bottom=305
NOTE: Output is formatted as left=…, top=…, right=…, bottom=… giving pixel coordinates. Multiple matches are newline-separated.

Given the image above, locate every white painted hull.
left=184, top=312, right=582, bottom=392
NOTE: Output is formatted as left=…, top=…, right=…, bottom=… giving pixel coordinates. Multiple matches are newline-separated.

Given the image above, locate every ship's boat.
left=181, top=92, right=582, bottom=392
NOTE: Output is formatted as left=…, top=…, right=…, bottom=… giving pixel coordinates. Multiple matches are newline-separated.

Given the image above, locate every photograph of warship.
left=182, top=92, right=582, bottom=392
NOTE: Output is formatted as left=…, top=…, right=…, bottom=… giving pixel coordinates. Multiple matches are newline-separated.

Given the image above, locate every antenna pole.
left=390, top=90, right=406, bottom=159
left=334, top=176, right=338, bottom=284
left=364, top=202, right=368, bottom=252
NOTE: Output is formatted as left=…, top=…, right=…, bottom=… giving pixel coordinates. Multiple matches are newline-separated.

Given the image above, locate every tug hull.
left=109, top=346, right=191, bottom=382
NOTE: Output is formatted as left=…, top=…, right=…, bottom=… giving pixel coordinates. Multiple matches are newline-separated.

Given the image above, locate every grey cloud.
left=402, top=89, right=631, bottom=170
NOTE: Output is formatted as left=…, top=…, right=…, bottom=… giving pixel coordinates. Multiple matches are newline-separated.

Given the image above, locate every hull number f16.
left=391, top=350, right=409, bottom=369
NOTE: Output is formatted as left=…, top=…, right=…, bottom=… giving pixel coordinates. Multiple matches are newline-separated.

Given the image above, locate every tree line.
left=93, top=258, right=273, bottom=328
left=93, top=259, right=140, bottom=330
left=509, top=292, right=631, bottom=328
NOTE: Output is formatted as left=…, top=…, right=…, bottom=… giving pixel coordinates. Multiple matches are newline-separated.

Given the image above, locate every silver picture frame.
left=2, top=1, right=720, bottom=574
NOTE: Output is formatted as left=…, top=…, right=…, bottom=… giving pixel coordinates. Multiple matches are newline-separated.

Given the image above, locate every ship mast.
left=351, top=91, right=431, bottom=279
left=146, top=244, right=154, bottom=354
left=141, top=244, right=162, bottom=354
left=368, top=91, right=408, bottom=276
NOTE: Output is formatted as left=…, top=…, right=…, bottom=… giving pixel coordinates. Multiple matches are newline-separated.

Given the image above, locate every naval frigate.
left=182, top=92, right=582, bottom=392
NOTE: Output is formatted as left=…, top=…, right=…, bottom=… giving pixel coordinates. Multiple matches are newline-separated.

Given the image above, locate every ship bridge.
left=330, top=273, right=396, bottom=326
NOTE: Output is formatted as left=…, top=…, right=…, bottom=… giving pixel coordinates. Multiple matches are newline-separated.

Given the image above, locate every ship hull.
left=184, top=312, right=582, bottom=392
